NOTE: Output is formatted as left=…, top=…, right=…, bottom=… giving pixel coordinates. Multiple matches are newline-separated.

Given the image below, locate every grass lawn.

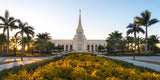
left=136, top=60, right=160, bottom=65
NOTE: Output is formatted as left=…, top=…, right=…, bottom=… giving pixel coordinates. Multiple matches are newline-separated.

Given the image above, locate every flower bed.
left=2, top=53, right=160, bottom=80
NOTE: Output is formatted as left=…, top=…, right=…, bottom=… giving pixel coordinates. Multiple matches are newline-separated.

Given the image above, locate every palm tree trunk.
left=149, top=45, right=151, bottom=53
left=39, top=47, right=42, bottom=55
left=145, top=26, right=148, bottom=54
left=0, top=44, right=2, bottom=54
left=133, top=32, right=136, bottom=60
left=128, top=43, right=129, bottom=52
left=21, top=33, right=23, bottom=61
left=138, top=44, right=140, bottom=54
left=7, top=26, right=9, bottom=55
left=3, top=44, right=5, bottom=54
left=131, top=43, right=133, bottom=53
left=31, top=47, right=34, bottom=55
left=13, top=45, right=16, bottom=55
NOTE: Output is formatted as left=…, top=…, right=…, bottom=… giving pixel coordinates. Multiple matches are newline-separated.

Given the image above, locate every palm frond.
left=8, top=17, right=14, bottom=22
left=15, top=31, right=21, bottom=37
left=126, top=23, right=134, bottom=28
left=0, top=16, right=6, bottom=23
left=148, top=19, right=159, bottom=26
left=8, top=19, right=19, bottom=25
left=127, top=29, right=134, bottom=35
left=0, top=23, right=5, bottom=26
left=3, top=27, right=7, bottom=34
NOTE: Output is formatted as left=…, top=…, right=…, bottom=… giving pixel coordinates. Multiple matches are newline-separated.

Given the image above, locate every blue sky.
left=0, top=0, right=160, bottom=39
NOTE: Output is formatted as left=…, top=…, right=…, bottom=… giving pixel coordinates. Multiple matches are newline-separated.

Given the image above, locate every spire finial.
left=79, top=9, right=81, bottom=14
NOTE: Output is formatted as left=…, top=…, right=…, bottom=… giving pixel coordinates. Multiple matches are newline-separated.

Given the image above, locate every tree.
left=127, top=23, right=145, bottom=60
left=126, top=36, right=134, bottom=52
left=106, top=31, right=123, bottom=54
left=34, top=33, right=51, bottom=55
left=44, top=41, right=55, bottom=53
left=0, top=34, right=6, bottom=54
left=148, top=35, right=159, bottom=53
left=10, top=36, right=21, bottom=55
left=135, top=10, right=159, bottom=54
left=18, top=37, right=30, bottom=52
left=98, top=45, right=105, bottom=51
left=55, top=45, right=63, bottom=52
left=0, top=10, right=19, bottom=55
left=15, top=21, right=34, bottom=61
left=118, top=39, right=127, bottom=54
left=136, top=36, right=144, bottom=54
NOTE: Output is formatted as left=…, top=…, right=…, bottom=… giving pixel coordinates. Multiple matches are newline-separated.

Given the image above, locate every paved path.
left=99, top=55, right=160, bottom=72
left=0, top=54, right=62, bottom=71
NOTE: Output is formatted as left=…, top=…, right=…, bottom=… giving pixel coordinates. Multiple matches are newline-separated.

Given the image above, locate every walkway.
left=0, top=54, right=62, bottom=71
left=99, top=55, right=160, bottom=72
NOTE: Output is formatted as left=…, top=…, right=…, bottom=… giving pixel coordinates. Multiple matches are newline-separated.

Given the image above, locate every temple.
left=51, top=9, right=107, bottom=52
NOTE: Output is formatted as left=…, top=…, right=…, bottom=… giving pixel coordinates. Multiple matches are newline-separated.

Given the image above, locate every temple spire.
left=78, top=9, right=82, bottom=29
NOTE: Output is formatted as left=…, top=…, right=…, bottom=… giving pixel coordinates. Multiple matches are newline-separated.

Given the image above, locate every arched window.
left=78, top=32, right=82, bottom=42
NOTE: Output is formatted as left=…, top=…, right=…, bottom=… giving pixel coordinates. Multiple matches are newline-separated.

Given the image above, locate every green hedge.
left=104, top=57, right=160, bottom=74
left=0, top=56, right=63, bottom=79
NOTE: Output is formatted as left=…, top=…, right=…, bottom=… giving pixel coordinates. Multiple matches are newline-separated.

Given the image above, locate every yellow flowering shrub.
left=3, top=53, right=160, bottom=80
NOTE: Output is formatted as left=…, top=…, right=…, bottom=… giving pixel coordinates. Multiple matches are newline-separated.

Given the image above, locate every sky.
left=0, top=0, right=160, bottom=40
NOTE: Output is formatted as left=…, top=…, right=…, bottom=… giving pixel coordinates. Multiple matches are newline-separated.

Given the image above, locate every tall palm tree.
left=127, top=23, right=145, bottom=60
left=15, top=20, right=34, bottom=61
left=135, top=10, right=159, bottom=54
left=0, top=10, right=19, bottom=55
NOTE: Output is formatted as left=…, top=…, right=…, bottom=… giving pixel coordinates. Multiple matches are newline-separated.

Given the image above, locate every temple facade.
left=50, top=10, right=107, bottom=52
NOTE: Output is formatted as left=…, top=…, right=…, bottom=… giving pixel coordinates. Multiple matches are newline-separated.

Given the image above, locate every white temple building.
left=51, top=10, right=107, bottom=52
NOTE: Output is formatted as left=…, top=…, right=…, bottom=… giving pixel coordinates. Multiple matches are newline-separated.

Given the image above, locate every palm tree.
left=148, top=35, right=159, bottom=53
left=44, top=41, right=55, bottom=53
left=26, top=36, right=34, bottom=52
left=127, top=23, right=145, bottom=60
left=0, top=10, right=19, bottom=55
left=106, top=31, right=122, bottom=54
left=34, top=33, right=51, bottom=55
left=18, top=37, right=29, bottom=52
left=136, top=36, right=144, bottom=54
left=15, top=20, right=34, bottom=61
left=126, top=36, right=134, bottom=52
left=0, top=34, right=6, bottom=54
left=135, top=10, right=159, bottom=54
